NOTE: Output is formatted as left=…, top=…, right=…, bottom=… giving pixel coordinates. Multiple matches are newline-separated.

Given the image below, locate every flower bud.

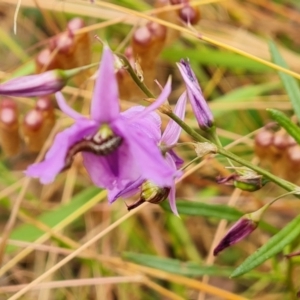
left=217, top=169, right=268, bottom=192
left=127, top=181, right=170, bottom=211
left=233, top=176, right=267, bottom=192
left=0, top=99, right=20, bottom=156
left=214, top=205, right=268, bottom=256
left=0, top=64, right=96, bottom=97
left=177, top=59, right=214, bottom=130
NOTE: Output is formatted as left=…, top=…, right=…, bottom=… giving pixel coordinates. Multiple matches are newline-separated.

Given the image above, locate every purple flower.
left=177, top=59, right=214, bottom=130
left=25, top=46, right=176, bottom=192
left=108, top=92, right=187, bottom=215
left=0, top=66, right=93, bottom=97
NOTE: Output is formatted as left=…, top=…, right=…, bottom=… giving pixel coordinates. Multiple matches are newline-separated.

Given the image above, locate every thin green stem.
left=116, top=53, right=154, bottom=98
left=120, top=52, right=299, bottom=194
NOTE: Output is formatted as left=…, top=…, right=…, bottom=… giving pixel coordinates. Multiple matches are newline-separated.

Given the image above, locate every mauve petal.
left=122, top=106, right=162, bottom=142
left=107, top=177, right=144, bottom=203
left=177, top=61, right=214, bottom=129
left=25, top=119, right=97, bottom=184
left=169, top=185, right=178, bottom=216
left=115, top=119, right=175, bottom=187
left=91, top=46, right=119, bottom=123
left=130, top=77, right=172, bottom=122
left=168, top=148, right=184, bottom=168
left=55, top=92, right=83, bottom=120
left=161, top=91, right=186, bottom=146
left=165, top=153, right=179, bottom=216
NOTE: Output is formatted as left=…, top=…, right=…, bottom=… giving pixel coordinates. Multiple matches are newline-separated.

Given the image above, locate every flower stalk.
left=121, top=53, right=300, bottom=195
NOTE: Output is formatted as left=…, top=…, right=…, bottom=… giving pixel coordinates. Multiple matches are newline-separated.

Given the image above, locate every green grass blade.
left=231, top=213, right=300, bottom=277
left=123, top=252, right=282, bottom=280
left=269, top=41, right=300, bottom=120
left=267, top=108, right=300, bottom=144
left=7, top=187, right=101, bottom=253
left=162, top=200, right=277, bottom=234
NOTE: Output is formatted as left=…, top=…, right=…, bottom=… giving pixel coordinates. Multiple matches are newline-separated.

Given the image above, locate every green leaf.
left=231, top=213, right=300, bottom=277
left=267, top=108, right=300, bottom=144
left=269, top=41, right=300, bottom=120
left=162, top=45, right=270, bottom=72
left=123, top=252, right=282, bottom=280
left=162, top=200, right=277, bottom=234
left=162, top=200, right=242, bottom=221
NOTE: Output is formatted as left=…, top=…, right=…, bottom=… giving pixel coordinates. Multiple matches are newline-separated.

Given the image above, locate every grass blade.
left=269, top=41, right=300, bottom=120
left=231, top=214, right=300, bottom=277
left=267, top=108, right=300, bottom=144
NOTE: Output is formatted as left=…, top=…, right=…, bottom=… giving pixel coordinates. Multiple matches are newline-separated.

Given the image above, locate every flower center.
left=63, top=124, right=123, bottom=170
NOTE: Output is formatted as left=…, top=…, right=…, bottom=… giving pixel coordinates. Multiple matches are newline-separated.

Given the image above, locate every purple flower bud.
left=214, top=204, right=270, bottom=255
left=177, top=59, right=214, bottom=130
left=213, top=216, right=258, bottom=256
left=0, top=65, right=96, bottom=97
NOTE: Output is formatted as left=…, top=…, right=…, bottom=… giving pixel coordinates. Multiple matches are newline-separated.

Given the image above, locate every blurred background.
left=0, top=0, right=300, bottom=299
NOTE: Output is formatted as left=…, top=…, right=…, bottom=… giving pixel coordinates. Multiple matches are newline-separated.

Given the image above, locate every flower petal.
left=168, top=148, right=184, bottom=169
left=165, top=153, right=179, bottom=216
left=115, top=118, right=176, bottom=187
left=130, top=76, right=172, bottom=122
left=25, top=119, right=97, bottom=184
left=91, top=46, right=120, bottom=123
left=177, top=60, right=214, bottom=129
left=55, top=92, right=83, bottom=120
left=161, top=91, right=187, bottom=146
left=107, top=177, right=144, bottom=203
left=122, top=106, right=162, bottom=142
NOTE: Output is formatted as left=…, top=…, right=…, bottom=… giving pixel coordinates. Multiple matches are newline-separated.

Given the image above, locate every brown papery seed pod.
left=132, top=22, right=166, bottom=91
left=22, top=109, right=46, bottom=153
left=36, top=97, right=56, bottom=139
left=67, top=18, right=91, bottom=70
left=117, top=47, right=136, bottom=99
left=270, top=131, right=290, bottom=156
left=35, top=48, right=61, bottom=73
left=155, top=0, right=181, bottom=45
left=254, top=129, right=274, bottom=160
left=285, top=144, right=300, bottom=183
left=0, top=99, right=20, bottom=156
left=178, top=5, right=201, bottom=25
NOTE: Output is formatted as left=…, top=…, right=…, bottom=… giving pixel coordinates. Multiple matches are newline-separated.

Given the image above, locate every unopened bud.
left=177, top=59, right=214, bottom=130
left=218, top=169, right=268, bottom=192
left=127, top=181, right=170, bottom=211
left=0, top=64, right=96, bottom=97
left=22, top=109, right=45, bottom=152
left=214, top=205, right=268, bottom=255
left=0, top=99, right=20, bottom=156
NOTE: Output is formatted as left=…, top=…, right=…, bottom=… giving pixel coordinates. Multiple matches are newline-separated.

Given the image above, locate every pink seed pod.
left=36, top=97, right=56, bottom=141
left=0, top=99, right=20, bottom=156
left=178, top=5, right=201, bottom=25
left=35, top=48, right=60, bottom=73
